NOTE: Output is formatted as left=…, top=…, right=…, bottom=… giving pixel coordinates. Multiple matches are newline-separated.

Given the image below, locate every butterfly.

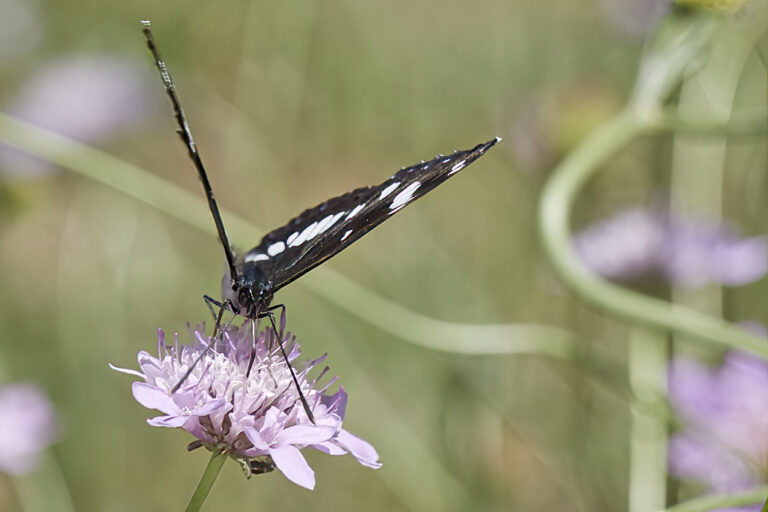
left=142, top=22, right=500, bottom=323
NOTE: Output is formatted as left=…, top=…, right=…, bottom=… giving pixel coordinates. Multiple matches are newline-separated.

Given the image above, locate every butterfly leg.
left=259, top=305, right=316, bottom=424
left=203, top=294, right=224, bottom=320
left=203, top=295, right=241, bottom=341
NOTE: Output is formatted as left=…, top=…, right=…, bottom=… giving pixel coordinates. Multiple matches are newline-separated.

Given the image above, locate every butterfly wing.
left=240, top=137, right=500, bottom=291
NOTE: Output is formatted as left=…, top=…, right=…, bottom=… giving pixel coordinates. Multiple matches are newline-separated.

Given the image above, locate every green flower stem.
left=627, top=326, right=669, bottom=512
left=185, top=451, right=227, bottom=512
left=660, top=486, right=768, bottom=512
left=538, top=106, right=768, bottom=360
left=0, top=112, right=576, bottom=359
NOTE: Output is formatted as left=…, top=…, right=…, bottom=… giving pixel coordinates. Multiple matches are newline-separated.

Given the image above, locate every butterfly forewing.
left=241, top=137, right=499, bottom=292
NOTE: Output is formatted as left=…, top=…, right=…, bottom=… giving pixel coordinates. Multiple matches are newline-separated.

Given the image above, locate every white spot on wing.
left=316, top=214, right=336, bottom=235
left=448, top=159, right=466, bottom=175
left=321, top=211, right=345, bottom=234
left=305, top=220, right=323, bottom=241
left=290, top=221, right=318, bottom=247
left=346, top=203, right=365, bottom=220
left=286, top=231, right=299, bottom=245
left=245, top=252, right=269, bottom=262
left=341, top=229, right=353, bottom=241
left=389, top=181, right=421, bottom=210
left=379, top=182, right=400, bottom=200
left=267, top=241, right=285, bottom=256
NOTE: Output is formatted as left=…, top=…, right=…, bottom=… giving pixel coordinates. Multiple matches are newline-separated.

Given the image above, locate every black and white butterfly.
left=142, top=21, right=499, bottom=416
left=143, top=22, right=499, bottom=322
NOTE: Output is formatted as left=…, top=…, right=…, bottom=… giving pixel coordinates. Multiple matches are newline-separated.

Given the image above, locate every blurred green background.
left=0, top=1, right=767, bottom=511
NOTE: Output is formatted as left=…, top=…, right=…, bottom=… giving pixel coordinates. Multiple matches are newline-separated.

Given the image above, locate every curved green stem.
left=185, top=451, right=227, bottom=512
left=660, top=486, right=768, bottom=512
left=538, top=107, right=768, bottom=360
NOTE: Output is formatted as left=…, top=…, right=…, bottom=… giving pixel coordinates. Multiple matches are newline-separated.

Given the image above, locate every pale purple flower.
left=0, top=383, right=56, bottom=475
left=1, top=54, right=152, bottom=178
left=112, top=320, right=381, bottom=490
left=668, top=351, right=768, bottom=511
left=574, top=207, right=768, bottom=289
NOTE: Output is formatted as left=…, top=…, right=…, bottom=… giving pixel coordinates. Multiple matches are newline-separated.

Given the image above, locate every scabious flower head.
left=112, top=320, right=381, bottom=490
left=668, top=349, right=768, bottom=511
left=0, top=383, right=57, bottom=475
left=574, top=207, right=768, bottom=289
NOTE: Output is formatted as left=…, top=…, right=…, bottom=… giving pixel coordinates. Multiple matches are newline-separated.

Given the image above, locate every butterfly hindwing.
left=240, top=137, right=499, bottom=291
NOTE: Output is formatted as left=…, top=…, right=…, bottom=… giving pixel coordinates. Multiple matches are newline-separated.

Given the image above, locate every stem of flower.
left=627, top=326, right=669, bottom=512
left=185, top=451, right=227, bottom=512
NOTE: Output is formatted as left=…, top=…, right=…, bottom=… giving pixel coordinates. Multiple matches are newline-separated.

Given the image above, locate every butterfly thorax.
left=221, top=260, right=274, bottom=319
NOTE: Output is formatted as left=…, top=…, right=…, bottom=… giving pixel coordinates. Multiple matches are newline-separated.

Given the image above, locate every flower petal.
left=336, top=429, right=382, bottom=469
left=310, top=441, right=348, bottom=456
left=277, top=425, right=336, bottom=446
left=194, top=399, right=227, bottom=416
left=243, top=427, right=270, bottom=452
left=270, top=444, right=315, bottom=490
left=132, top=383, right=180, bottom=415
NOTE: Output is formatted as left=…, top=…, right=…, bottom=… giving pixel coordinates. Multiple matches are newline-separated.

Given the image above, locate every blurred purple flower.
left=1, top=55, right=152, bottom=178
left=0, top=383, right=56, bottom=475
left=668, top=351, right=768, bottom=511
left=112, top=320, right=381, bottom=490
left=574, top=207, right=768, bottom=289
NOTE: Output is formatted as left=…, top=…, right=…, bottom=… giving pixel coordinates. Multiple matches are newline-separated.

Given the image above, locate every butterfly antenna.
left=141, top=20, right=239, bottom=285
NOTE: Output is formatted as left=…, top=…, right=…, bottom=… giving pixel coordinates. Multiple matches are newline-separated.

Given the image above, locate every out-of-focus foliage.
left=0, top=0, right=767, bottom=511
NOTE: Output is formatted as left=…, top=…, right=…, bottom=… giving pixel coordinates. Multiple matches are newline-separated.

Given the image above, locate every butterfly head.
left=221, top=259, right=274, bottom=318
